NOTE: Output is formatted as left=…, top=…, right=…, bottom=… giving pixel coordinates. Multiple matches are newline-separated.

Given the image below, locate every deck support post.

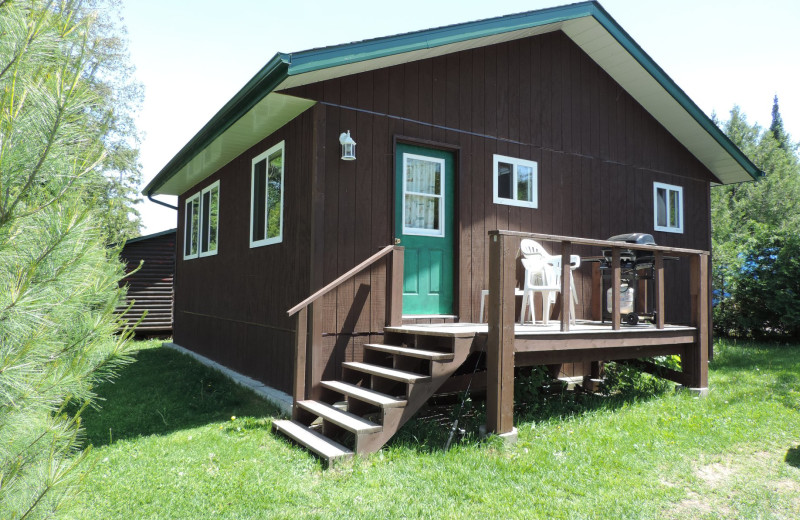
left=560, top=241, right=572, bottom=332
left=686, top=253, right=709, bottom=391
left=487, top=232, right=515, bottom=436
left=386, top=246, right=404, bottom=327
left=583, top=360, right=605, bottom=392
left=292, top=306, right=308, bottom=419
left=654, top=251, right=665, bottom=329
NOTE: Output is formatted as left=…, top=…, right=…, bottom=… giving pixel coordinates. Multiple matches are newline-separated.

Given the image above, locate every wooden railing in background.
left=287, top=245, right=404, bottom=418
left=486, top=230, right=709, bottom=435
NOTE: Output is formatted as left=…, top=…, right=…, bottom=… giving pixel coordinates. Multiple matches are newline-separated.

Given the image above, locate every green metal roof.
left=144, top=1, right=761, bottom=197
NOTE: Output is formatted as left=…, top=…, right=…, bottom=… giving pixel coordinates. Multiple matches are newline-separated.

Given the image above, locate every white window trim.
left=653, top=182, right=684, bottom=234
left=492, top=154, right=538, bottom=209
left=183, top=193, right=200, bottom=260
left=250, top=141, right=285, bottom=248
left=402, top=153, right=446, bottom=237
left=198, top=180, right=220, bottom=258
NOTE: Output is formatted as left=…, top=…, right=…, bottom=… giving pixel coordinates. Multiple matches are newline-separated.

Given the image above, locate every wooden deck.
left=387, top=321, right=697, bottom=365
left=484, top=231, right=709, bottom=436
left=283, top=230, right=710, bottom=458
left=387, top=320, right=695, bottom=337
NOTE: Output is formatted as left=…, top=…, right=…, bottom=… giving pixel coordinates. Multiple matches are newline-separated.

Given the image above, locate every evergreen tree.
left=712, top=105, right=800, bottom=338
left=0, top=1, right=137, bottom=517
left=769, top=94, right=790, bottom=150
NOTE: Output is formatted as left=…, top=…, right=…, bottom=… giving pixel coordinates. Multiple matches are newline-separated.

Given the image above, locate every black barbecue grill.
left=599, top=233, right=657, bottom=325
left=600, top=233, right=656, bottom=272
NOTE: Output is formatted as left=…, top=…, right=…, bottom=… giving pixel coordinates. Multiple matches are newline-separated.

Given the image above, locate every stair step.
left=272, top=420, right=353, bottom=462
left=297, top=400, right=382, bottom=434
left=342, top=362, right=431, bottom=384
left=365, top=343, right=454, bottom=361
left=321, top=380, right=407, bottom=408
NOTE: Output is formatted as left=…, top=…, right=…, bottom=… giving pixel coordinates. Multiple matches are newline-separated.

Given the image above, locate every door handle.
left=394, top=238, right=401, bottom=245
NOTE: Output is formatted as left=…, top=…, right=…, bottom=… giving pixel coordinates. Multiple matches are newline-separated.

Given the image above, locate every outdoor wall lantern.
left=339, top=130, right=356, bottom=160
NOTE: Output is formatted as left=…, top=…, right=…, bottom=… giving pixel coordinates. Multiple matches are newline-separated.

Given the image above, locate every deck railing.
left=486, top=230, right=710, bottom=435
left=286, top=245, right=404, bottom=417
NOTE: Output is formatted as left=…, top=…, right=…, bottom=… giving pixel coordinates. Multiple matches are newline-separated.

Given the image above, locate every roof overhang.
left=144, top=55, right=315, bottom=196
left=144, top=1, right=760, bottom=197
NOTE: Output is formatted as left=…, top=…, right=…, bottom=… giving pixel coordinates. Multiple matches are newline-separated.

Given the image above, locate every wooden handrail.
left=489, top=230, right=708, bottom=256
left=287, top=245, right=397, bottom=316
left=289, top=244, right=403, bottom=410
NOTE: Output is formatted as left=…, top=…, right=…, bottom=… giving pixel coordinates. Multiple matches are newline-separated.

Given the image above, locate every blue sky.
left=120, top=0, right=800, bottom=234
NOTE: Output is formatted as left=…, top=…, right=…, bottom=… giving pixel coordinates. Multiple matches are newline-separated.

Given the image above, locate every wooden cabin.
left=143, top=2, right=759, bottom=462
left=116, top=229, right=176, bottom=336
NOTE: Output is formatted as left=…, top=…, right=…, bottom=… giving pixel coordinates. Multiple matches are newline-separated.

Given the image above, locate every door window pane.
left=402, top=153, right=445, bottom=236
left=405, top=194, right=440, bottom=231
left=405, top=157, right=441, bottom=195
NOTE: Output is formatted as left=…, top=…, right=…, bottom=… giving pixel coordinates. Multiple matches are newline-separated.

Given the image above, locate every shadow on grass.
left=386, top=382, right=670, bottom=454
left=79, top=346, right=280, bottom=448
left=786, top=447, right=800, bottom=468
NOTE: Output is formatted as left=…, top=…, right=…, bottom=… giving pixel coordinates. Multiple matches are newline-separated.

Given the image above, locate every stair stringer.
left=351, top=336, right=473, bottom=454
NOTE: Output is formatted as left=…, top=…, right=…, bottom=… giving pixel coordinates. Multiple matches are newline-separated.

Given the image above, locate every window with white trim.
left=493, top=154, right=538, bottom=208
left=250, top=141, right=285, bottom=247
left=183, top=192, right=200, bottom=259
left=402, top=153, right=445, bottom=237
left=184, top=181, right=220, bottom=260
left=199, top=181, right=219, bottom=257
left=653, top=182, right=683, bottom=233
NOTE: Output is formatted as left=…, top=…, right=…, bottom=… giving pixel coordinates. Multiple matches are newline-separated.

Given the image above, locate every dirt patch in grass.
left=774, top=479, right=800, bottom=493
left=668, top=449, right=800, bottom=519
left=673, top=491, right=716, bottom=517
left=696, top=461, right=736, bottom=488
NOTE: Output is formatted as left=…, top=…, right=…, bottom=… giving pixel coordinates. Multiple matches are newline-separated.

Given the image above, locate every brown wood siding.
left=174, top=29, right=716, bottom=391
left=174, top=110, right=316, bottom=394
left=282, top=30, right=713, bottom=337
left=117, top=231, right=176, bottom=334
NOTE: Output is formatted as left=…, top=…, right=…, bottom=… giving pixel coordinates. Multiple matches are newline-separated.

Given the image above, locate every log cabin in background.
left=116, top=229, right=176, bottom=337
left=143, top=1, right=759, bottom=463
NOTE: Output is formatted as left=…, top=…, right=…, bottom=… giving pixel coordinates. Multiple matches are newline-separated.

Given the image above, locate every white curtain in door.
left=404, top=157, right=442, bottom=232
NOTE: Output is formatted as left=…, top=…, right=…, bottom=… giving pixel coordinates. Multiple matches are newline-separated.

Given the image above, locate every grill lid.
left=607, top=233, right=655, bottom=245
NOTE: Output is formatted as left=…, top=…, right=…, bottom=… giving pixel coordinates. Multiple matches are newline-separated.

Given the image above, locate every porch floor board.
left=387, top=320, right=698, bottom=372
left=386, top=320, right=695, bottom=338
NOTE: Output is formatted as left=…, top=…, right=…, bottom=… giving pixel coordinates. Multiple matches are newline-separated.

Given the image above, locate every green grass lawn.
left=63, top=339, right=800, bottom=519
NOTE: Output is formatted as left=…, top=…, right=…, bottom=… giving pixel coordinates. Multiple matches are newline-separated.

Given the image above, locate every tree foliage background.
left=712, top=97, right=800, bottom=338
left=0, top=0, right=141, bottom=517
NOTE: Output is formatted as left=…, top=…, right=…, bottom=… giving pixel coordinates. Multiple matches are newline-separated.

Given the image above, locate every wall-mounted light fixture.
left=339, top=130, right=356, bottom=160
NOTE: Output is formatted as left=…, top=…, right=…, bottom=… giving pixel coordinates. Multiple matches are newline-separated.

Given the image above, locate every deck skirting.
left=511, top=328, right=696, bottom=353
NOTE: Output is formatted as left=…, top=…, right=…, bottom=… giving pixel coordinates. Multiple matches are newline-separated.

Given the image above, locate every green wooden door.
left=394, top=144, right=455, bottom=315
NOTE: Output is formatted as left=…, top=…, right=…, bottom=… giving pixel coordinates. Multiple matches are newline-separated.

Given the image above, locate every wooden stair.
left=271, top=420, right=353, bottom=461
left=273, top=331, right=472, bottom=465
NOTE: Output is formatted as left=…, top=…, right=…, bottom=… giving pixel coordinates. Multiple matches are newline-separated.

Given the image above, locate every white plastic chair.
left=478, top=287, right=525, bottom=323
left=519, top=254, right=560, bottom=325
left=518, top=239, right=580, bottom=325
